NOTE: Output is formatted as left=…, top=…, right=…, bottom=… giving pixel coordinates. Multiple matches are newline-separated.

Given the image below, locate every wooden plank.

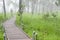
left=3, top=17, right=31, bottom=40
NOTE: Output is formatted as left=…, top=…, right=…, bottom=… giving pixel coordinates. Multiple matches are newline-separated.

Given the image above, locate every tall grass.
left=0, top=24, right=4, bottom=40
left=0, top=13, right=12, bottom=40
left=16, top=13, right=60, bottom=40
left=0, top=13, right=4, bottom=40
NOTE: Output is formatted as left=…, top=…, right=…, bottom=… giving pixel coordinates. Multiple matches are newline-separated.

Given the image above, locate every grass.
left=0, top=24, right=4, bottom=40
left=0, top=14, right=4, bottom=40
left=0, top=13, right=12, bottom=40
left=16, top=13, right=60, bottom=40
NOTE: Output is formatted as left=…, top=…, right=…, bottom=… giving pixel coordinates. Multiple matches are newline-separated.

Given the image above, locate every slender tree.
left=3, top=0, right=6, bottom=18
left=31, top=0, right=37, bottom=14
left=31, top=0, right=34, bottom=14
left=27, top=0, right=29, bottom=13
left=19, top=0, right=25, bottom=26
left=57, top=0, right=60, bottom=4
left=55, top=0, right=60, bottom=6
left=19, top=0, right=22, bottom=13
left=19, top=0, right=22, bottom=25
left=38, top=0, right=40, bottom=14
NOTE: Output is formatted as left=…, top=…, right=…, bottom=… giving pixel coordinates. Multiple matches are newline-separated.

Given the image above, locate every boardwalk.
left=3, top=17, right=31, bottom=40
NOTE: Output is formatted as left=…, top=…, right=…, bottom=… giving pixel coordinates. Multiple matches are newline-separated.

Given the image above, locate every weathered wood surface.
left=3, top=17, right=31, bottom=40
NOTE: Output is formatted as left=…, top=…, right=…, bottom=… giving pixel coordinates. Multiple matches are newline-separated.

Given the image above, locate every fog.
left=0, top=0, right=60, bottom=13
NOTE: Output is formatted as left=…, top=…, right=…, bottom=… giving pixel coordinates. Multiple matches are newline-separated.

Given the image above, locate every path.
left=3, top=17, right=31, bottom=40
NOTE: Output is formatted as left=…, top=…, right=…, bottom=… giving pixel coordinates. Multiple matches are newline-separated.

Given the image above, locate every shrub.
left=52, top=13, right=57, bottom=18
left=43, top=13, right=49, bottom=19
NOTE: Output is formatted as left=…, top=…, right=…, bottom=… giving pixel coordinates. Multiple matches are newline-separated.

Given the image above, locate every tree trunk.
left=19, top=0, right=22, bottom=14
left=27, top=0, right=29, bottom=13
left=3, top=0, right=6, bottom=18
left=19, top=0, right=23, bottom=25
left=32, top=0, right=35, bottom=15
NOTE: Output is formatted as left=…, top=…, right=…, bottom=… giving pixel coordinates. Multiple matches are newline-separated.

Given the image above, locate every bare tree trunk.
left=35, top=0, right=38, bottom=14
left=19, top=0, right=24, bottom=26
left=39, top=7, right=40, bottom=14
left=31, top=0, right=35, bottom=15
left=27, top=0, right=29, bottom=13
left=19, top=0, right=22, bottom=14
left=39, top=0, right=41, bottom=14
left=19, top=0, right=22, bottom=25
left=3, top=0, right=6, bottom=18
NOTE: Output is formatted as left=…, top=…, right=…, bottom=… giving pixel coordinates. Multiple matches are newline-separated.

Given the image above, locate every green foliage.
left=0, top=14, right=4, bottom=22
left=0, top=13, right=11, bottom=40
left=0, top=24, right=4, bottom=40
left=43, top=13, right=49, bottom=19
left=52, top=13, right=57, bottom=18
left=16, top=15, right=21, bottom=25
left=0, top=14, right=4, bottom=40
left=16, top=13, right=60, bottom=40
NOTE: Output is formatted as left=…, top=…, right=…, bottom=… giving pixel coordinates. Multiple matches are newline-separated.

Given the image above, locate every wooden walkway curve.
left=3, top=17, right=31, bottom=40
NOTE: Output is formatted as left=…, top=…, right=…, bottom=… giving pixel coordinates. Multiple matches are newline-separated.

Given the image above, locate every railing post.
left=32, top=31, right=35, bottom=40
left=4, top=32, right=8, bottom=40
left=4, top=33, right=6, bottom=40
left=35, top=33, right=37, bottom=40
left=32, top=31, right=38, bottom=40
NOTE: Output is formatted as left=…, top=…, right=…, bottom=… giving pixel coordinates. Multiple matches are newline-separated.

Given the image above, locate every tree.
left=19, top=0, right=25, bottom=15
left=3, top=0, right=6, bottom=18
left=55, top=0, right=60, bottom=6
left=19, top=0, right=22, bottom=25
left=19, top=0, right=22, bottom=14
left=27, top=0, right=29, bottom=13
left=31, top=0, right=37, bottom=14
left=19, top=0, right=25, bottom=26
left=57, top=0, right=60, bottom=4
